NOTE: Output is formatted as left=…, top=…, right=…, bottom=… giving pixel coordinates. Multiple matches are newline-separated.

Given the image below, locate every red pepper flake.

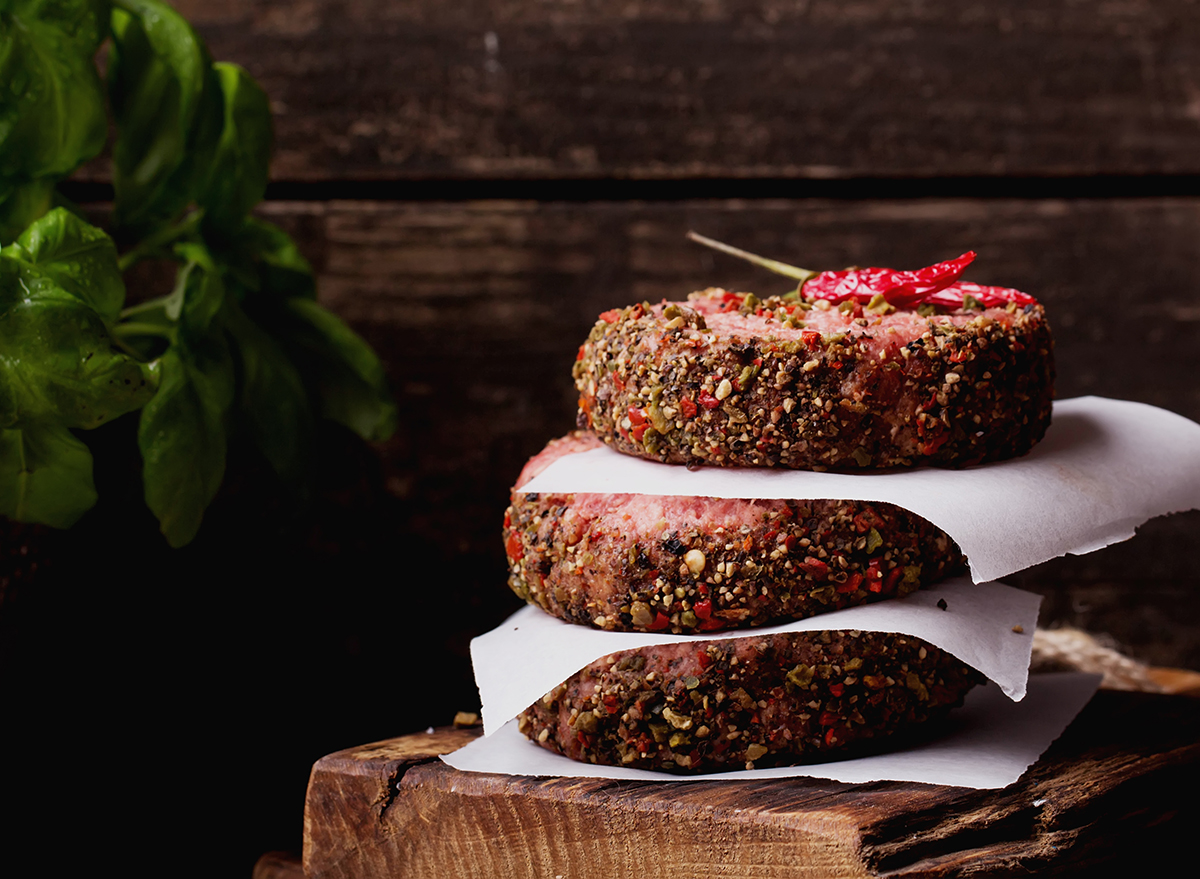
left=783, top=534, right=799, bottom=552
left=801, top=557, right=829, bottom=579
left=828, top=682, right=845, bottom=697
left=801, top=329, right=822, bottom=347
left=697, top=583, right=709, bottom=597
left=867, top=559, right=882, bottom=580
left=852, top=509, right=882, bottom=533
left=693, top=599, right=713, bottom=620
left=824, top=727, right=840, bottom=747
left=699, top=618, right=724, bottom=631
left=602, top=695, right=620, bottom=714
left=698, top=389, right=721, bottom=409
left=575, top=346, right=586, bottom=362
left=697, top=650, right=712, bottom=669
left=599, top=309, right=621, bottom=323
left=883, top=567, right=902, bottom=594
left=680, top=397, right=698, bottom=419
left=819, top=711, right=840, bottom=726
left=837, top=572, right=863, bottom=594
left=505, top=532, right=524, bottom=561
left=921, top=432, right=950, bottom=456
left=647, top=611, right=670, bottom=631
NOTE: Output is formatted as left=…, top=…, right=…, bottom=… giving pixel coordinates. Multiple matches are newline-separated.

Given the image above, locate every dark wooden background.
left=3, top=1, right=1199, bottom=875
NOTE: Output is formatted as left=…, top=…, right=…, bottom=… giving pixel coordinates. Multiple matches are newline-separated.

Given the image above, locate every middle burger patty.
left=505, top=432, right=964, bottom=635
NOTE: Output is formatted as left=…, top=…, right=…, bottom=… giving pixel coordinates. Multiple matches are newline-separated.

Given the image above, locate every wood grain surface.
left=303, top=689, right=1200, bottom=878
left=67, top=1, right=1200, bottom=182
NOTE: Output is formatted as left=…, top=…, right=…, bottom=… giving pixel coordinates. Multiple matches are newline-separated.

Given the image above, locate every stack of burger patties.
left=501, top=250, right=1054, bottom=774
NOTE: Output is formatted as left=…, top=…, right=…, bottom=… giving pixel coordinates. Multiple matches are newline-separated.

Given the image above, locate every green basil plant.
left=0, top=0, right=396, bottom=545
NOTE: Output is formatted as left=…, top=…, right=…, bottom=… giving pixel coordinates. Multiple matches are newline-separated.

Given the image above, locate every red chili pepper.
left=697, top=650, right=712, bottom=669
left=698, top=389, right=721, bottom=409
left=599, top=309, right=621, bottom=323
left=819, top=711, right=840, bottom=726
left=693, top=599, right=713, bottom=620
left=505, top=532, right=524, bottom=561
left=603, top=695, right=620, bottom=714
left=699, top=618, right=724, bottom=631
left=628, top=407, right=647, bottom=426
left=575, top=346, right=586, bottom=361
left=680, top=397, right=698, bottom=419
left=828, top=682, right=845, bottom=697
left=883, top=566, right=902, bottom=594
left=824, top=727, right=840, bottom=747
left=783, top=534, right=798, bottom=552
left=697, top=582, right=709, bottom=597
left=801, top=329, right=822, bottom=347
left=924, top=281, right=1036, bottom=309
left=805, top=252, right=977, bottom=308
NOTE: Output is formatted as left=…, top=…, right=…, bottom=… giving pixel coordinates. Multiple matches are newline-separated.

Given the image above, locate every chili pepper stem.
left=687, top=231, right=819, bottom=284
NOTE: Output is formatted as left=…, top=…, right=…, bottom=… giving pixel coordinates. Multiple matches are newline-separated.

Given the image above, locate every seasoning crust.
left=574, top=287, right=1054, bottom=470
left=518, top=629, right=984, bottom=773
left=506, top=432, right=963, bottom=635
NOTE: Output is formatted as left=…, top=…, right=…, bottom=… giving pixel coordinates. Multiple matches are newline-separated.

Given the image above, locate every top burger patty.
left=574, top=287, right=1054, bottom=471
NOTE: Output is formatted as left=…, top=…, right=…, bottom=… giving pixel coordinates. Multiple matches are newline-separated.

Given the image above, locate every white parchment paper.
left=472, top=577, right=1040, bottom=738
left=519, top=397, right=1200, bottom=584
left=443, top=672, right=1101, bottom=789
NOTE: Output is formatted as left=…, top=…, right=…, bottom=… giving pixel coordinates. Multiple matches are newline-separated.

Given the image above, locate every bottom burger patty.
left=518, top=630, right=984, bottom=774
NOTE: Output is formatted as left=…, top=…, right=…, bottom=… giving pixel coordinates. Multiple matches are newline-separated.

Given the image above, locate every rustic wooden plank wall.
left=6, top=2, right=1199, bottom=875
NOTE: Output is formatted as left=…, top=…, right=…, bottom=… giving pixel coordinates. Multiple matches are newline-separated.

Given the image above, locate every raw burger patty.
left=505, top=432, right=963, bottom=635
left=519, top=628, right=984, bottom=774
left=574, top=286, right=1054, bottom=470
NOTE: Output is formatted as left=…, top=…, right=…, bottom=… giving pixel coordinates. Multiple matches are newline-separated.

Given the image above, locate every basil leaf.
left=138, top=333, right=234, bottom=547
left=0, top=178, right=55, bottom=245
left=0, top=1, right=108, bottom=197
left=272, top=298, right=396, bottom=442
left=0, top=422, right=96, bottom=528
left=224, top=217, right=316, bottom=303
left=225, top=302, right=312, bottom=489
left=108, top=0, right=221, bottom=231
left=199, top=63, right=272, bottom=232
left=0, top=235, right=158, bottom=430
left=172, top=241, right=225, bottom=330
left=8, top=207, right=125, bottom=322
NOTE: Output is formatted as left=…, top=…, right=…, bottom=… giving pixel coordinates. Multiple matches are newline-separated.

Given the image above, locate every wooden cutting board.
left=303, top=687, right=1200, bottom=878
